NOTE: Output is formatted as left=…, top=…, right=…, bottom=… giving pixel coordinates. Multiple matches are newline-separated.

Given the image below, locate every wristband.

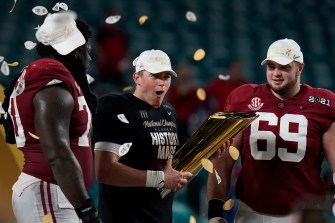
left=75, top=198, right=101, bottom=223
left=208, top=199, right=224, bottom=220
left=146, top=170, right=165, bottom=189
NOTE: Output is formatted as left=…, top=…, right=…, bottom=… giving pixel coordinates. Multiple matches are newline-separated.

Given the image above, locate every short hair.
left=36, top=19, right=92, bottom=57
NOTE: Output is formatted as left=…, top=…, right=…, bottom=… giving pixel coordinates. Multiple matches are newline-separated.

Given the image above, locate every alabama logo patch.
left=248, top=97, right=264, bottom=111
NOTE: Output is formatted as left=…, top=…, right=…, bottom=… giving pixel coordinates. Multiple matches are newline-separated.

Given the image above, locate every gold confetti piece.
left=193, top=48, right=206, bottom=61
left=8, top=62, right=19, bottom=67
left=189, top=215, right=197, bottom=223
left=196, top=88, right=206, bottom=101
left=105, top=15, right=121, bottom=24
left=218, top=74, right=231, bottom=80
left=223, top=199, right=235, bottom=210
left=186, top=11, right=197, bottom=22
left=43, top=213, right=52, bottom=223
left=32, top=6, right=48, bottom=16
left=139, top=15, right=149, bottom=25
left=123, top=86, right=133, bottom=92
left=228, top=146, right=239, bottom=160
left=28, top=132, right=40, bottom=139
left=201, top=158, right=213, bottom=173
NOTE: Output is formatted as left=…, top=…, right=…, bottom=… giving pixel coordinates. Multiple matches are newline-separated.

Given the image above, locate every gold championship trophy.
left=160, top=111, right=258, bottom=198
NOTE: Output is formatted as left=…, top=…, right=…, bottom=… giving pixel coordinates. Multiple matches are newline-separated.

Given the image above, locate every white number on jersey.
left=249, top=112, right=307, bottom=162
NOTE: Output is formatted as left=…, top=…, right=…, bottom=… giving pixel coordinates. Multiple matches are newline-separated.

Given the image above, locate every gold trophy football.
left=160, top=111, right=258, bottom=198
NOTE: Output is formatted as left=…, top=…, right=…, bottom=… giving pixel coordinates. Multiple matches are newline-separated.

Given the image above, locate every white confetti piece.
left=119, top=142, right=132, bottom=156
left=59, top=2, right=68, bottom=11
left=1, top=61, right=10, bottom=76
left=186, top=11, right=197, bottom=22
left=32, top=6, right=48, bottom=16
left=52, top=3, right=60, bottom=11
left=105, top=15, right=121, bottom=24
left=24, top=41, right=37, bottom=50
left=214, top=169, right=221, bottom=184
left=9, top=0, right=17, bottom=13
left=218, top=74, right=231, bottom=80
left=0, top=102, right=5, bottom=114
left=117, top=114, right=129, bottom=124
left=86, top=74, right=95, bottom=84
left=0, top=56, right=4, bottom=63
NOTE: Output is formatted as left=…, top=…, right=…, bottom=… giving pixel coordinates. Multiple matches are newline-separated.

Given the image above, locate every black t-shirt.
left=93, top=93, right=179, bottom=223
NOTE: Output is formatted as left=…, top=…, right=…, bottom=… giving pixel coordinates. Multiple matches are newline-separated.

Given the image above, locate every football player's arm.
left=207, top=132, right=241, bottom=221
left=322, top=122, right=335, bottom=173
left=95, top=151, right=192, bottom=190
left=34, top=86, right=100, bottom=223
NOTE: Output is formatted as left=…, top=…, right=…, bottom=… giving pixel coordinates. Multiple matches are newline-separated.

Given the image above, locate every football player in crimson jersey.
left=1, top=12, right=100, bottom=223
left=207, top=38, right=335, bottom=223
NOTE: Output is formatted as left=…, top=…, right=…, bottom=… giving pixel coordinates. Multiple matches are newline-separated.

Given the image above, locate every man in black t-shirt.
left=93, top=49, right=193, bottom=223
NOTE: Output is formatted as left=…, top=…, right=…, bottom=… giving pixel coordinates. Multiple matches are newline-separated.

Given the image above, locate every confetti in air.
left=0, top=102, right=5, bottom=114
left=52, top=2, right=68, bottom=11
left=1, top=61, right=9, bottom=76
left=123, top=86, right=133, bottom=92
left=32, top=6, right=48, bottom=16
left=218, top=74, right=231, bottom=81
left=193, top=48, right=206, bottom=61
left=223, top=199, right=235, bottom=210
left=186, top=11, right=197, bottom=22
left=214, top=169, right=221, bottom=184
left=86, top=74, right=95, bottom=84
left=139, top=15, right=149, bottom=25
left=24, top=41, right=37, bottom=50
left=119, top=142, right=132, bottom=156
left=196, top=88, right=206, bottom=101
left=189, top=215, right=197, bottom=223
left=9, top=0, right=17, bottom=13
left=28, top=132, right=40, bottom=139
left=201, top=158, right=213, bottom=173
left=43, top=213, right=52, bottom=223
left=117, top=114, right=129, bottom=124
left=228, top=146, right=239, bottom=160
left=105, top=15, right=121, bottom=24
left=8, top=62, right=19, bottom=66
left=0, top=56, right=4, bottom=62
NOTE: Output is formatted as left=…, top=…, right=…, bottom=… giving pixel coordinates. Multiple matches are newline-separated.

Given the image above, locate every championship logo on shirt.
left=248, top=97, right=264, bottom=111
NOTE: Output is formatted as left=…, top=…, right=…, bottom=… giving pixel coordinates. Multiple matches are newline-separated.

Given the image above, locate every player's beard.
left=268, top=72, right=299, bottom=96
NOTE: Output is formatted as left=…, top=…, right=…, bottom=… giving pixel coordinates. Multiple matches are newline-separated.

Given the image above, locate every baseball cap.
left=261, top=38, right=304, bottom=65
left=132, top=50, right=177, bottom=77
left=35, top=12, right=86, bottom=55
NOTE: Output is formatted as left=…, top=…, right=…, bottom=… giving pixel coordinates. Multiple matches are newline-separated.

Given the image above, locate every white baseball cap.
left=35, top=12, right=86, bottom=55
left=261, top=38, right=304, bottom=65
left=132, top=50, right=177, bottom=77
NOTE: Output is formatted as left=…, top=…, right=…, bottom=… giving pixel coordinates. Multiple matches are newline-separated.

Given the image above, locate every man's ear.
left=133, top=72, right=141, bottom=85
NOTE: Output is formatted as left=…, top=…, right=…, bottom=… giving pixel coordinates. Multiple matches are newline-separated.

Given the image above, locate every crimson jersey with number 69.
left=225, top=83, right=335, bottom=215
left=8, top=58, right=93, bottom=188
